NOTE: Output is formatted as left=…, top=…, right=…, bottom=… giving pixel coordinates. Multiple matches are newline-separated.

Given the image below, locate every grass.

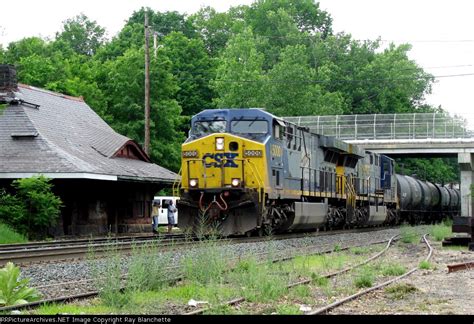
left=419, top=260, right=432, bottom=270
left=35, top=302, right=113, bottom=315
left=354, top=266, right=375, bottom=288
left=430, top=222, right=452, bottom=241
left=228, top=258, right=288, bottom=303
left=385, top=283, right=418, bottom=299
left=381, top=263, right=406, bottom=276
left=0, top=222, right=28, bottom=244
left=400, top=224, right=419, bottom=244
left=182, top=240, right=226, bottom=285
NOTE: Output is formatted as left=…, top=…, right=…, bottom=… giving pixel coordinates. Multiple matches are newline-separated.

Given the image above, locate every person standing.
left=152, top=200, right=160, bottom=234
left=167, top=200, right=177, bottom=234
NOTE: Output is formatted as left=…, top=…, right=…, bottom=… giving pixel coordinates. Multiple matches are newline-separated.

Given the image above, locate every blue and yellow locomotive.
left=176, top=108, right=459, bottom=236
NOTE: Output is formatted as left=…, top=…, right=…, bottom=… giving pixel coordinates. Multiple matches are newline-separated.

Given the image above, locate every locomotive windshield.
left=192, top=120, right=227, bottom=136
left=231, top=120, right=268, bottom=134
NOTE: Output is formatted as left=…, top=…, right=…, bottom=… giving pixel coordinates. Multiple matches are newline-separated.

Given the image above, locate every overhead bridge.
left=285, top=112, right=474, bottom=219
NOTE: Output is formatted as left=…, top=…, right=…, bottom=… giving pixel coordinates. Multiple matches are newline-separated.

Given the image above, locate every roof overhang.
left=0, top=173, right=118, bottom=181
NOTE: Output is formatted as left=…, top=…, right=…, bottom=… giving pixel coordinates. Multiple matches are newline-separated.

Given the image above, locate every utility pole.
left=144, top=11, right=151, bottom=155
left=153, top=32, right=158, bottom=58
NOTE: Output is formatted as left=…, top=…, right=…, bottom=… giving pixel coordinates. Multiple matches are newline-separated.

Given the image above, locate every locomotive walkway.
left=285, top=112, right=474, bottom=219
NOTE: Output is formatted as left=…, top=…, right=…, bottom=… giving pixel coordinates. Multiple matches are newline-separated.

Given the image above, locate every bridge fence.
left=284, top=113, right=474, bottom=141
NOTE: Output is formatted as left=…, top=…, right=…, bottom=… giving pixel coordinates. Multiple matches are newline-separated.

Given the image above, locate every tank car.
left=396, top=175, right=460, bottom=223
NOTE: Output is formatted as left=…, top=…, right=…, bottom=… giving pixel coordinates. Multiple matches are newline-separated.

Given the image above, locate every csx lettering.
left=203, top=153, right=239, bottom=168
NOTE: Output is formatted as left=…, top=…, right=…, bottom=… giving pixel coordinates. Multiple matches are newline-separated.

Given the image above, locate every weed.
left=419, top=260, right=432, bottom=270
left=381, top=263, right=406, bottom=276
left=291, top=285, right=311, bottom=299
left=275, top=304, right=303, bottom=315
left=400, top=224, right=418, bottom=244
left=229, top=258, right=287, bottom=302
left=354, top=266, right=375, bottom=288
left=0, top=262, right=40, bottom=306
left=385, top=283, right=418, bottom=299
left=350, top=246, right=370, bottom=255
left=182, top=240, right=226, bottom=285
left=333, top=244, right=342, bottom=252
left=126, top=240, right=173, bottom=292
left=311, top=273, right=329, bottom=287
left=430, top=223, right=452, bottom=241
left=0, top=223, right=28, bottom=244
left=89, top=241, right=128, bottom=308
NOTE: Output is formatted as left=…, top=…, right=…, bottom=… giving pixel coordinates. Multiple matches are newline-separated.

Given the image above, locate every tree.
left=102, top=47, right=183, bottom=171
left=189, top=6, right=246, bottom=56
left=161, top=32, right=215, bottom=116
left=56, top=13, right=106, bottom=56
left=246, top=0, right=333, bottom=36
left=264, top=44, right=345, bottom=116
left=211, top=28, right=266, bottom=108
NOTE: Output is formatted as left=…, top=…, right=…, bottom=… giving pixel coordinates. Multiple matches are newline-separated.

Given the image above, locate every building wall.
left=0, top=178, right=164, bottom=236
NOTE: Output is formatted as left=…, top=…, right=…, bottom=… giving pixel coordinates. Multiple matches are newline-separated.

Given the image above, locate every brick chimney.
left=0, top=64, right=18, bottom=103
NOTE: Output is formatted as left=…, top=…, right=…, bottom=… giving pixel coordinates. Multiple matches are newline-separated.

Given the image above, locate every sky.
left=1, top=0, right=473, bottom=124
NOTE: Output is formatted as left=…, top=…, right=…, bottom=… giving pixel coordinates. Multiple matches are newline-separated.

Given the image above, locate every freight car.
left=176, top=108, right=460, bottom=236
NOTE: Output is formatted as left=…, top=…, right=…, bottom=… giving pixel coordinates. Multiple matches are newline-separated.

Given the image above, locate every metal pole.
left=144, top=12, right=151, bottom=155
left=153, top=32, right=158, bottom=58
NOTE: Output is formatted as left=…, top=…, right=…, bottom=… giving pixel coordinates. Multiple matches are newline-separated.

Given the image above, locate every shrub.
left=0, top=262, right=41, bottom=306
left=0, top=176, right=62, bottom=239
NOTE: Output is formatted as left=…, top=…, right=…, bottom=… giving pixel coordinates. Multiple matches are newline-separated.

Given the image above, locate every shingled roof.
left=0, top=84, right=177, bottom=184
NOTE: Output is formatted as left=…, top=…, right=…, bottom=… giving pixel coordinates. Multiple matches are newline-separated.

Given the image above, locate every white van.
left=153, top=196, right=180, bottom=225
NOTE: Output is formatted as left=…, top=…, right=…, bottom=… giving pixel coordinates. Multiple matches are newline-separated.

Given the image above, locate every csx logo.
left=203, top=153, right=239, bottom=168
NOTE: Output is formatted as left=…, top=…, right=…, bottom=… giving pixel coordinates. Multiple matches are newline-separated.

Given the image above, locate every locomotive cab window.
left=273, top=119, right=285, bottom=140
left=231, top=119, right=268, bottom=134
left=192, top=120, right=227, bottom=136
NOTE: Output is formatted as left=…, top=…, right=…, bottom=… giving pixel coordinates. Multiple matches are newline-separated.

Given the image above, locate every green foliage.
left=0, top=222, right=28, bottom=244
left=395, top=157, right=458, bottom=184
left=182, top=240, right=226, bottom=285
left=0, top=262, right=40, bottom=306
left=229, top=257, right=287, bottom=302
left=419, top=260, right=432, bottom=270
left=3, top=1, right=441, bottom=177
left=354, top=266, right=375, bottom=288
left=126, top=242, right=172, bottom=292
left=400, top=225, right=418, bottom=244
left=430, top=222, right=452, bottom=241
left=385, top=283, right=417, bottom=299
left=381, top=263, right=406, bottom=276
left=56, top=14, right=106, bottom=56
left=90, top=243, right=128, bottom=308
left=0, top=176, right=62, bottom=239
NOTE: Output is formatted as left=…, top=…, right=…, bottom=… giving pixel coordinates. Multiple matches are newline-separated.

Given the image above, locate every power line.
left=171, top=72, right=474, bottom=84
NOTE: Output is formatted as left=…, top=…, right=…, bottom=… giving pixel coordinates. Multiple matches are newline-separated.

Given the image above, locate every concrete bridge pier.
left=454, top=153, right=474, bottom=250
left=458, top=153, right=473, bottom=218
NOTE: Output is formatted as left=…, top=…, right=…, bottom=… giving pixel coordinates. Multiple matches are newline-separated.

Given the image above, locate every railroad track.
left=0, top=226, right=395, bottom=266
left=0, top=228, right=399, bottom=313
left=306, top=234, right=433, bottom=315
left=183, top=235, right=399, bottom=315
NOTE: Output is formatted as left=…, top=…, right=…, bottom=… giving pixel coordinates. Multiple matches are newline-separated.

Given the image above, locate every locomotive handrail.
left=172, top=166, right=182, bottom=197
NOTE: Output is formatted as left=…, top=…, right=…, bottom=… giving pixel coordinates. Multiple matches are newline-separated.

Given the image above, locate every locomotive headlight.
left=215, top=137, right=225, bottom=150
left=182, top=150, right=198, bottom=158
left=189, top=179, right=198, bottom=187
left=244, top=150, right=263, bottom=157
left=231, top=178, right=241, bottom=187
